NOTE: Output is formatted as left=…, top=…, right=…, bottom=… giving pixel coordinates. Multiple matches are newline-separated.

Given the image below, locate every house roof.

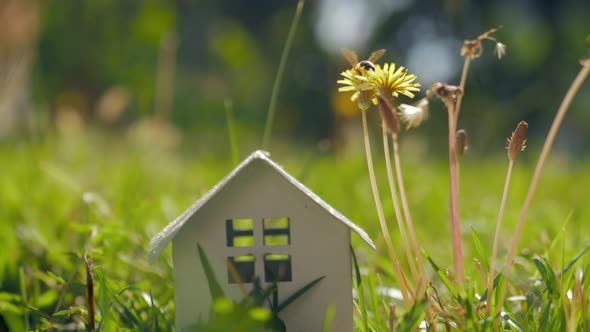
left=149, top=150, right=376, bottom=263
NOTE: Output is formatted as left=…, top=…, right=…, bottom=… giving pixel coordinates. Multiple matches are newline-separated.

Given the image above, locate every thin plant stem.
left=262, top=0, right=304, bottom=150
left=574, top=271, right=586, bottom=332
left=580, top=275, right=588, bottom=332
left=388, top=304, right=395, bottom=332
left=391, top=132, right=427, bottom=295
left=486, top=159, right=514, bottom=318
left=446, top=102, right=464, bottom=284
left=53, top=263, right=81, bottom=314
left=361, top=109, right=412, bottom=305
left=224, top=99, right=239, bottom=167
left=382, top=123, right=419, bottom=287
left=154, top=31, right=178, bottom=120
left=495, top=60, right=590, bottom=322
left=557, top=275, right=572, bottom=332
left=454, top=57, right=471, bottom=127
left=19, top=266, right=29, bottom=331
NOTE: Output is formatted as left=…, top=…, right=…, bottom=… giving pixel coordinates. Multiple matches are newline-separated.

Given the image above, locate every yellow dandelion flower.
left=337, top=68, right=378, bottom=111
left=366, top=63, right=421, bottom=99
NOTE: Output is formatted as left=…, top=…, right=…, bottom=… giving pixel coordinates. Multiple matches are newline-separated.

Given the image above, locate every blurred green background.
left=1, top=1, right=590, bottom=330
left=1, top=0, right=589, bottom=154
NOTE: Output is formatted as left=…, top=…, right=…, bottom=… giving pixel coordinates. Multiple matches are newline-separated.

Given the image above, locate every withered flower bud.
left=461, top=26, right=503, bottom=59
left=377, top=95, right=400, bottom=134
left=506, top=121, right=528, bottom=160
left=430, top=83, right=463, bottom=109
left=461, top=40, right=482, bottom=59
left=456, top=129, right=468, bottom=157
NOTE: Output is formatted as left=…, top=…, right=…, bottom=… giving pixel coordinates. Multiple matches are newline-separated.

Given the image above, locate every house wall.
left=172, top=159, right=354, bottom=332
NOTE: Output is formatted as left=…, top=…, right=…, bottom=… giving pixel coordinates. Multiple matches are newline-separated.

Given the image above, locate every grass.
left=1, top=126, right=590, bottom=330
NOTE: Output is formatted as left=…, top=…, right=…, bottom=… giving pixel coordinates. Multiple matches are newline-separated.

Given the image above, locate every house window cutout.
left=264, top=254, right=292, bottom=282
left=226, top=218, right=254, bottom=247
left=263, top=217, right=290, bottom=246
left=228, top=255, right=255, bottom=284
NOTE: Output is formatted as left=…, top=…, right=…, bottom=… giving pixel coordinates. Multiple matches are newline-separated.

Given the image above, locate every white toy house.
left=149, top=150, right=375, bottom=332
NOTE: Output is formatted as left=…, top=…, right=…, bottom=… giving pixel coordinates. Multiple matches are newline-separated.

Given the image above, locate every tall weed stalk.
left=496, top=57, right=590, bottom=318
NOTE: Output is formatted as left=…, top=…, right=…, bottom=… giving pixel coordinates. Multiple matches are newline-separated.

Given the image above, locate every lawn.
left=1, top=124, right=589, bottom=330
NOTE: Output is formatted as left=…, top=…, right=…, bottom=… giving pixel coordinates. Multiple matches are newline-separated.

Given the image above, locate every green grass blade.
left=149, top=290, right=158, bottom=331
left=479, top=273, right=503, bottom=303
left=262, top=0, right=305, bottom=149
left=276, top=275, right=324, bottom=313
left=532, top=256, right=561, bottom=298
left=351, top=246, right=369, bottom=332
left=471, top=226, right=490, bottom=272
left=501, top=312, right=526, bottom=332
left=396, top=298, right=428, bottom=332
left=560, top=242, right=590, bottom=275
left=366, top=270, right=380, bottom=324
left=538, top=297, right=552, bottom=329
left=97, top=270, right=111, bottom=331
left=109, top=289, right=140, bottom=327
left=532, top=257, right=556, bottom=294
left=197, top=244, right=225, bottom=300
left=424, top=251, right=459, bottom=299
left=19, top=266, right=29, bottom=331
left=322, top=304, right=336, bottom=332
left=224, top=99, right=239, bottom=167
left=547, top=210, right=572, bottom=257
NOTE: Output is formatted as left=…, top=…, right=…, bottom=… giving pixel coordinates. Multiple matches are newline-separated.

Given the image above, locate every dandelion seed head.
left=494, top=42, right=507, bottom=59
left=398, top=98, right=429, bottom=129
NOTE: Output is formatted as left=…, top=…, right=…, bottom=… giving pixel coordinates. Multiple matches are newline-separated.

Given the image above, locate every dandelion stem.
left=262, top=0, right=304, bottom=150
left=361, top=109, right=412, bottom=305
left=454, top=57, right=471, bottom=127
left=382, top=123, right=419, bottom=288
left=446, top=102, right=464, bottom=284
left=496, top=59, right=590, bottom=321
left=486, top=159, right=514, bottom=318
left=391, top=132, right=428, bottom=295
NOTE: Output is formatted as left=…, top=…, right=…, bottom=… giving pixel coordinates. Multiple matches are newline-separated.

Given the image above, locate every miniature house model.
left=149, top=150, right=375, bottom=332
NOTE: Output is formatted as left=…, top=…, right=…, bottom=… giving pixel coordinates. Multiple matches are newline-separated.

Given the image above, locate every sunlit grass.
left=1, top=128, right=590, bottom=330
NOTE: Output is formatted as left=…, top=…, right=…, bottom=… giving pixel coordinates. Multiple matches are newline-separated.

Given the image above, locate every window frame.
left=227, top=255, right=256, bottom=284
left=263, top=254, right=292, bottom=282
left=262, top=217, right=291, bottom=246
left=225, top=218, right=254, bottom=247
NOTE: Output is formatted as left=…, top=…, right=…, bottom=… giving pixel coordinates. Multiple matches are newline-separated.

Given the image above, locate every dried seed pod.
left=456, top=129, right=468, bottom=157
left=430, top=83, right=463, bottom=109
left=461, top=26, right=503, bottom=59
left=506, top=121, right=528, bottom=160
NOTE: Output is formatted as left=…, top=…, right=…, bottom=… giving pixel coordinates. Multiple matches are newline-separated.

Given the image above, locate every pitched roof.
left=149, top=150, right=376, bottom=263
